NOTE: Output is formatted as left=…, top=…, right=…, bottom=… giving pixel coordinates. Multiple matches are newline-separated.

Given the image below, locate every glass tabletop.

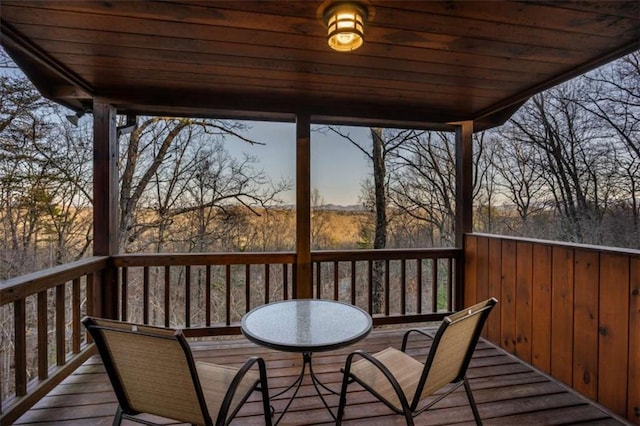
left=241, top=299, right=372, bottom=353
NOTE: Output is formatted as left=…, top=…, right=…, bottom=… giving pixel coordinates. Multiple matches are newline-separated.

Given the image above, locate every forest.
left=1, top=51, right=638, bottom=281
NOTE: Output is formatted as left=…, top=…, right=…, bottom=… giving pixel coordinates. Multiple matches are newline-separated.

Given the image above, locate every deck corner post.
left=92, top=100, right=119, bottom=319
left=295, top=112, right=312, bottom=299
left=455, top=120, right=473, bottom=310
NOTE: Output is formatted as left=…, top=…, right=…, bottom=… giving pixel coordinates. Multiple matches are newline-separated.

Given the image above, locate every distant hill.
left=273, top=204, right=366, bottom=212
left=317, top=204, right=365, bottom=212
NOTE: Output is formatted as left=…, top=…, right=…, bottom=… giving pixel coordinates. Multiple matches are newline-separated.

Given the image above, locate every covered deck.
left=15, top=326, right=627, bottom=426
left=1, top=1, right=639, bottom=425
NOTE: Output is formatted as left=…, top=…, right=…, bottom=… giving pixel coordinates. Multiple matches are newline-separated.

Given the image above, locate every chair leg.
left=336, top=372, right=352, bottom=424
left=112, top=405, right=124, bottom=426
left=260, top=385, right=273, bottom=426
left=463, top=376, right=482, bottom=425
left=257, top=360, right=273, bottom=426
left=403, top=411, right=415, bottom=426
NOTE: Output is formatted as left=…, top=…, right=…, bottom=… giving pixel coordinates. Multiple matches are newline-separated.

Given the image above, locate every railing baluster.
left=367, top=260, right=373, bottom=314
left=164, top=266, right=170, bottom=328
left=265, top=264, right=270, bottom=303
left=447, top=258, right=453, bottom=311
left=417, top=259, right=423, bottom=314
left=72, top=278, right=81, bottom=353
left=334, top=261, right=339, bottom=301
left=143, top=266, right=149, bottom=324
left=384, top=260, right=390, bottom=316
left=206, top=265, right=212, bottom=326
left=432, top=258, right=438, bottom=313
left=14, top=299, right=27, bottom=396
left=86, top=273, right=94, bottom=341
left=185, top=265, right=191, bottom=328
left=225, top=265, right=231, bottom=326
left=121, top=267, right=128, bottom=322
left=37, top=290, right=48, bottom=380
left=401, top=259, right=406, bottom=315
left=351, top=260, right=356, bottom=305
left=316, top=262, right=321, bottom=299
left=245, top=264, right=251, bottom=313
left=56, top=284, right=65, bottom=366
left=283, top=263, right=289, bottom=300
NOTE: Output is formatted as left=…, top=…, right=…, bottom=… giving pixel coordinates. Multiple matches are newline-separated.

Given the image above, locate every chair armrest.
left=218, top=356, right=270, bottom=423
left=342, top=349, right=412, bottom=414
left=401, top=328, right=435, bottom=352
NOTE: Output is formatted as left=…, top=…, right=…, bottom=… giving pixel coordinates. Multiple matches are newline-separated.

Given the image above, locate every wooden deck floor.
left=14, top=327, right=627, bottom=425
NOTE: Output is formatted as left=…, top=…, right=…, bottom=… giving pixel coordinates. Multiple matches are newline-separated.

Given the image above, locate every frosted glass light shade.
left=325, top=3, right=366, bottom=52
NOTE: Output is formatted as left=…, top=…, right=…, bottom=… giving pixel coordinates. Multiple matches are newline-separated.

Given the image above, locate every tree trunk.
left=371, top=128, right=387, bottom=313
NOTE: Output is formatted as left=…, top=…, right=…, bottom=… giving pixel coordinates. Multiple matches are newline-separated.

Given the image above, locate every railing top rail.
left=113, top=252, right=297, bottom=267
left=470, top=233, right=640, bottom=257
left=112, top=248, right=461, bottom=267
left=0, top=256, right=109, bottom=306
left=311, top=247, right=461, bottom=262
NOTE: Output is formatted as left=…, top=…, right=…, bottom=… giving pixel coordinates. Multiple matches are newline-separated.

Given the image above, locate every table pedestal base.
left=271, top=352, right=338, bottom=424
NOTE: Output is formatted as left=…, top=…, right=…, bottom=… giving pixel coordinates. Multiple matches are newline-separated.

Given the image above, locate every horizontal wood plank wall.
left=465, top=234, right=640, bottom=425
left=630, top=257, right=640, bottom=422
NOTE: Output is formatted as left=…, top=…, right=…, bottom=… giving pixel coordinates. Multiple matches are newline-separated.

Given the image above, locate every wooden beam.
left=92, top=101, right=119, bottom=318
left=455, top=120, right=473, bottom=310
left=295, top=113, right=312, bottom=299
left=0, top=20, right=93, bottom=96
left=52, top=85, right=91, bottom=99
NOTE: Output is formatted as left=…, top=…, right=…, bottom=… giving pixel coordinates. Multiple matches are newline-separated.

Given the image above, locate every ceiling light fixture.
left=324, top=2, right=367, bottom=52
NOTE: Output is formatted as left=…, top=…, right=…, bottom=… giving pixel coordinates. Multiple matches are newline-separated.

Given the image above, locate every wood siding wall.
left=464, top=234, right=640, bottom=424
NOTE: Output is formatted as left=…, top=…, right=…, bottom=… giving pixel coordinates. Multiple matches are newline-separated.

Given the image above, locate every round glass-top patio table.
left=241, top=299, right=372, bottom=423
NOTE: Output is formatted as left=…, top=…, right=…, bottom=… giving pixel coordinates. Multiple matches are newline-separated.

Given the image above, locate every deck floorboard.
left=14, top=327, right=626, bottom=425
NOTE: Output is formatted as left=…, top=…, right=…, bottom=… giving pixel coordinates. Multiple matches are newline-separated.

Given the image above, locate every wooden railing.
left=112, top=248, right=460, bottom=335
left=312, top=249, right=458, bottom=325
left=464, top=234, right=640, bottom=424
left=0, top=248, right=459, bottom=423
left=0, top=256, right=109, bottom=425
left=112, top=252, right=298, bottom=336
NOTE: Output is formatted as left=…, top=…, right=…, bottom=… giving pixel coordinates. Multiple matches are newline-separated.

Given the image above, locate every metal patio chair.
left=337, top=297, right=498, bottom=425
left=82, top=317, right=272, bottom=426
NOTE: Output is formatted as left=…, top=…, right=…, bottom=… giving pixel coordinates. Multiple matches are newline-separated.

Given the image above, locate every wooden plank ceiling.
left=1, top=1, right=638, bottom=130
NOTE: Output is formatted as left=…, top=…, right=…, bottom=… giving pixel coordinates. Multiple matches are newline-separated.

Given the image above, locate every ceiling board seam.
left=473, top=39, right=640, bottom=122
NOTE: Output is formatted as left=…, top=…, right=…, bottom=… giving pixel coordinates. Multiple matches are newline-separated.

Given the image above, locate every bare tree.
left=323, top=126, right=417, bottom=312
left=389, top=131, right=456, bottom=246
left=473, top=132, right=501, bottom=233
left=118, top=116, right=290, bottom=253
left=578, top=52, right=640, bottom=159
left=491, top=128, right=547, bottom=231
left=0, top=73, right=89, bottom=276
left=311, top=188, right=333, bottom=249
left=577, top=52, right=640, bottom=236
left=509, top=86, right=606, bottom=241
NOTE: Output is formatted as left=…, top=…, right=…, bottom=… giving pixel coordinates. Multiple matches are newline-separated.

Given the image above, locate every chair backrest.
left=82, top=317, right=211, bottom=425
left=413, top=298, right=497, bottom=406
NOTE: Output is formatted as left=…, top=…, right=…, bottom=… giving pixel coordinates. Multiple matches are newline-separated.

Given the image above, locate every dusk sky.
left=238, top=121, right=372, bottom=206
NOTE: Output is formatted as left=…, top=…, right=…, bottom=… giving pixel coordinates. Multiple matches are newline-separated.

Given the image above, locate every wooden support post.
left=295, top=113, right=312, bottom=299
left=455, top=120, right=473, bottom=310
left=93, top=101, right=119, bottom=319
